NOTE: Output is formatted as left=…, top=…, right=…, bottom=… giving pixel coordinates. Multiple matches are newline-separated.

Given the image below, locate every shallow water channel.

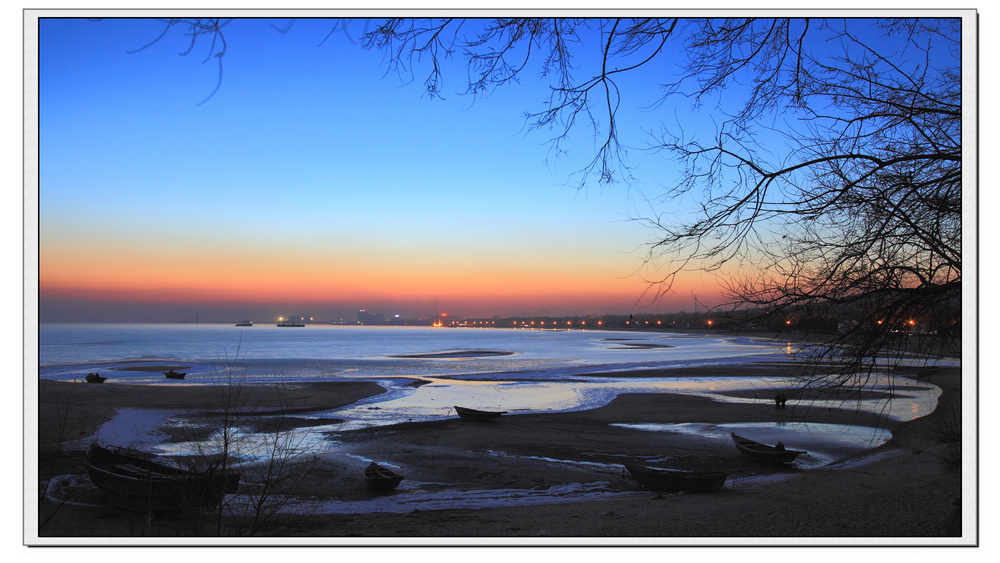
left=81, top=371, right=939, bottom=515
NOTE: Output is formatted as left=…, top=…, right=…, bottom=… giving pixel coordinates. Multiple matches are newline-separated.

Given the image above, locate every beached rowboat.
left=163, top=370, right=186, bottom=379
left=84, top=444, right=239, bottom=513
left=623, top=463, right=733, bottom=492
left=731, top=432, right=806, bottom=464
left=364, top=461, right=404, bottom=491
left=454, top=405, right=506, bottom=420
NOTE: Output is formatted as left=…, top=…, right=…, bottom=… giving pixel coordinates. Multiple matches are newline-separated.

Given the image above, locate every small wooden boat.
left=84, top=444, right=239, bottom=514
left=454, top=405, right=506, bottom=421
left=623, top=463, right=733, bottom=492
left=731, top=432, right=806, bottom=464
left=163, top=370, right=186, bottom=379
left=364, top=461, right=404, bottom=491
left=85, top=373, right=106, bottom=383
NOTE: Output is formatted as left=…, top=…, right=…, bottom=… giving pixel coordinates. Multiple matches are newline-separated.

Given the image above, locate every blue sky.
left=33, top=14, right=968, bottom=323
left=38, top=17, right=719, bottom=323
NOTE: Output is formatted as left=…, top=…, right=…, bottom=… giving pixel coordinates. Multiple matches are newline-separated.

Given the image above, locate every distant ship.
left=235, top=320, right=253, bottom=327
left=277, top=320, right=305, bottom=327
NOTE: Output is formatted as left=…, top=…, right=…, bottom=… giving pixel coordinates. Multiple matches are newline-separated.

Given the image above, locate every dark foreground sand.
left=33, top=365, right=966, bottom=544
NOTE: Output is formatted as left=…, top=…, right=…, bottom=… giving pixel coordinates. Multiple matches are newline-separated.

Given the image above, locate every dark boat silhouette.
left=623, top=463, right=733, bottom=492
left=364, top=461, right=404, bottom=491
left=84, top=444, right=239, bottom=513
left=731, top=432, right=806, bottom=464
left=454, top=405, right=506, bottom=420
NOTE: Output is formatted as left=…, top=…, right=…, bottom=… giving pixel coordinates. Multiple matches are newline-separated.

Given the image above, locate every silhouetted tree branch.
left=355, top=16, right=964, bottom=389
left=130, top=16, right=965, bottom=389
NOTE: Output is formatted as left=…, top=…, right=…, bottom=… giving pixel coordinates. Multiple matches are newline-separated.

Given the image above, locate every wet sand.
left=33, top=366, right=965, bottom=543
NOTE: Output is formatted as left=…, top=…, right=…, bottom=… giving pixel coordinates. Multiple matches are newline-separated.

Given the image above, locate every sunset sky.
left=37, top=17, right=731, bottom=323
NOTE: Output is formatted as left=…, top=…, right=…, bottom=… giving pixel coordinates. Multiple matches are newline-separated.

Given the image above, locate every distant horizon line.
left=35, top=309, right=740, bottom=325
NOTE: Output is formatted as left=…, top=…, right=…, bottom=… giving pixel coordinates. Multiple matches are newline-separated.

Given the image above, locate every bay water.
left=36, top=323, right=948, bottom=512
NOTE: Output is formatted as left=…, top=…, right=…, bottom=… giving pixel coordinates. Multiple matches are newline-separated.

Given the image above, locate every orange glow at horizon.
left=39, top=238, right=727, bottom=313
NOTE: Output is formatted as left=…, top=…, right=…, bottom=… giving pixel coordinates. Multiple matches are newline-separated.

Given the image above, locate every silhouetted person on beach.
left=775, top=392, right=787, bottom=410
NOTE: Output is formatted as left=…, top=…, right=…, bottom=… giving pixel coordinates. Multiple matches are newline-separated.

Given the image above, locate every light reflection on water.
left=322, top=371, right=939, bottom=431
left=39, top=325, right=786, bottom=375
left=167, top=372, right=935, bottom=469
left=60, top=326, right=953, bottom=514
left=90, top=370, right=938, bottom=465
left=88, top=372, right=936, bottom=515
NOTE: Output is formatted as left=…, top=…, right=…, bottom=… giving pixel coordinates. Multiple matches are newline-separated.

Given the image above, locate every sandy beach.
left=33, top=365, right=966, bottom=544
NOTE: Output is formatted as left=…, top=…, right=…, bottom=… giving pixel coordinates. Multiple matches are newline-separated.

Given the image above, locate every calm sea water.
left=37, top=323, right=940, bottom=426
left=37, top=323, right=787, bottom=381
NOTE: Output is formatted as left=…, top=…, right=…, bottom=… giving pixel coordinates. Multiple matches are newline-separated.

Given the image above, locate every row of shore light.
left=446, top=318, right=921, bottom=329
left=444, top=320, right=695, bottom=328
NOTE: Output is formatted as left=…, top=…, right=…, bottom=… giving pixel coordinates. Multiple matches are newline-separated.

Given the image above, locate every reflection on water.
left=90, top=369, right=938, bottom=468
left=86, top=373, right=935, bottom=516
left=57, top=326, right=955, bottom=515
left=39, top=325, right=787, bottom=373
left=152, top=372, right=934, bottom=472
left=324, top=370, right=939, bottom=431
left=95, top=373, right=937, bottom=463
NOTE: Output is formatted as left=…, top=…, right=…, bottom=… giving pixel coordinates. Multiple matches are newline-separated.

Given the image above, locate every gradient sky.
left=37, top=17, right=733, bottom=323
